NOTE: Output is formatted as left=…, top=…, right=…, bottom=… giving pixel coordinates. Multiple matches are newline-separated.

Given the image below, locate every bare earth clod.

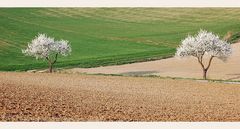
left=1, top=72, right=240, bottom=121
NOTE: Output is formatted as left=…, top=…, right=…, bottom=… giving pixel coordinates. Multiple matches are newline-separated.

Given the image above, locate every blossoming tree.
left=22, top=33, right=71, bottom=73
left=175, top=30, right=232, bottom=80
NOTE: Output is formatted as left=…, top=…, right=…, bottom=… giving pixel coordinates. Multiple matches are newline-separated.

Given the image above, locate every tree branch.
left=46, top=57, right=49, bottom=61
left=197, top=56, right=205, bottom=70
left=206, top=56, right=214, bottom=70
left=52, top=53, right=58, bottom=64
left=46, top=57, right=52, bottom=64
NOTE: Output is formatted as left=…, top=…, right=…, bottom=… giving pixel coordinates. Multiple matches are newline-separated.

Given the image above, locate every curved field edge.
left=0, top=8, right=240, bottom=71
left=0, top=48, right=175, bottom=71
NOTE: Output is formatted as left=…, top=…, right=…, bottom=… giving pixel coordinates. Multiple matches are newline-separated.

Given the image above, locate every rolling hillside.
left=0, top=8, right=240, bottom=71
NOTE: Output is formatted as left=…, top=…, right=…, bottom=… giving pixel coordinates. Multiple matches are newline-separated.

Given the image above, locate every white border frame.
left=1, top=0, right=240, bottom=129
left=1, top=122, right=240, bottom=129
left=0, top=0, right=240, bottom=7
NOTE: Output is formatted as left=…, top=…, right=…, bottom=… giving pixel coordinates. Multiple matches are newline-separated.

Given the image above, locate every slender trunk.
left=49, top=63, right=53, bottom=73
left=197, top=56, right=214, bottom=80
left=46, top=54, right=58, bottom=73
left=203, top=69, right=207, bottom=80
left=203, top=56, right=214, bottom=80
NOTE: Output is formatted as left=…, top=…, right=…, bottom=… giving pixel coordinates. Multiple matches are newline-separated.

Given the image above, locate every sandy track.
left=68, top=43, right=240, bottom=80
left=1, top=72, right=240, bottom=121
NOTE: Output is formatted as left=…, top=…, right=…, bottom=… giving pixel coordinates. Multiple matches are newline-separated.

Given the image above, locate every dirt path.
left=67, top=43, right=240, bottom=80
left=1, top=72, right=240, bottom=121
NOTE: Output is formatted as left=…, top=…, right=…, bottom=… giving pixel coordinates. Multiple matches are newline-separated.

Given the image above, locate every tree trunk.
left=197, top=56, right=214, bottom=80
left=46, top=54, right=58, bottom=73
left=203, top=69, right=207, bottom=80
left=49, top=63, right=53, bottom=73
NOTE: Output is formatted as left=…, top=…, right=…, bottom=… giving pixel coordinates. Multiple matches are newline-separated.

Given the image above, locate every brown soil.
left=1, top=72, right=240, bottom=121
left=67, top=43, right=240, bottom=80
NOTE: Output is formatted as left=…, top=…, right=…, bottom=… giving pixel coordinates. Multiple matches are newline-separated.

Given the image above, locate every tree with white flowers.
left=175, top=30, right=232, bottom=80
left=22, top=33, right=71, bottom=73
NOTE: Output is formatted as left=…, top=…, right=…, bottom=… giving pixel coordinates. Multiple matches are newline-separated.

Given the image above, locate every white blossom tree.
left=22, top=33, right=71, bottom=73
left=175, top=30, right=232, bottom=80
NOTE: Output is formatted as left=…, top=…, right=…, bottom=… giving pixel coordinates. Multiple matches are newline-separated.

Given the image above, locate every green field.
left=0, top=8, right=240, bottom=71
